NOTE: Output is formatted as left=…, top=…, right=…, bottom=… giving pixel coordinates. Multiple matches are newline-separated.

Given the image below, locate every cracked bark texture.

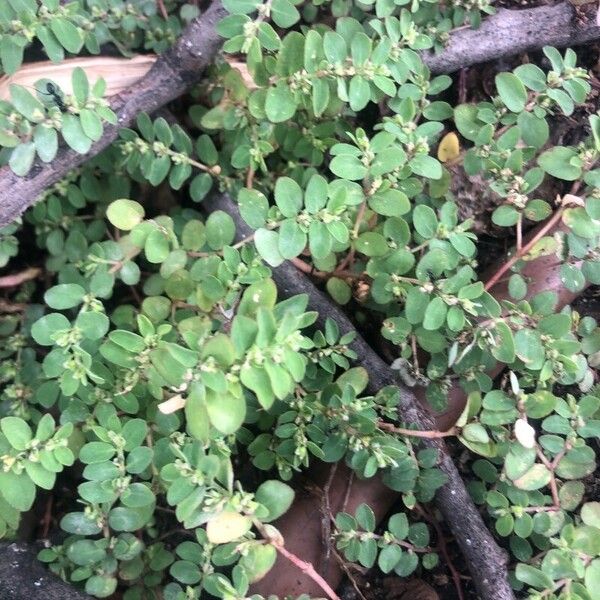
left=0, top=0, right=227, bottom=226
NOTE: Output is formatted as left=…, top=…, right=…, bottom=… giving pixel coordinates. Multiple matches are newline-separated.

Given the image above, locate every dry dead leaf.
left=0, top=55, right=156, bottom=101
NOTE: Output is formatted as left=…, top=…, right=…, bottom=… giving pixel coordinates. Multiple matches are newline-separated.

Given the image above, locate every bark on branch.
left=0, top=2, right=598, bottom=226
left=0, top=0, right=227, bottom=227
left=423, top=2, right=600, bottom=74
left=202, top=193, right=515, bottom=600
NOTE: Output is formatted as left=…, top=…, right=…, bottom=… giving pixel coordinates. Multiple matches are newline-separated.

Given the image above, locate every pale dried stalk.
left=0, top=55, right=157, bottom=101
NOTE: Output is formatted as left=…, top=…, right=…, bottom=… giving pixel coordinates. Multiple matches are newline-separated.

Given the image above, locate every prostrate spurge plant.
left=0, top=0, right=599, bottom=599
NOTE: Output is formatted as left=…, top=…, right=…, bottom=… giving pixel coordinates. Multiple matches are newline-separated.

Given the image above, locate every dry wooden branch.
left=0, top=0, right=227, bottom=227
left=202, top=193, right=515, bottom=600
left=423, top=2, right=600, bottom=74
left=0, top=2, right=598, bottom=226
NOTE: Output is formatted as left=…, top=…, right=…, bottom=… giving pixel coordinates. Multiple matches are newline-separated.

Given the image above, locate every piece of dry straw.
left=0, top=55, right=157, bottom=101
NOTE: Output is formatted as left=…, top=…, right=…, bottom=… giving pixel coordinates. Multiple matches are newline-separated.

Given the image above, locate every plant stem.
left=484, top=207, right=564, bottom=291
left=0, top=267, right=40, bottom=287
left=379, top=421, right=457, bottom=438
left=255, top=520, right=342, bottom=600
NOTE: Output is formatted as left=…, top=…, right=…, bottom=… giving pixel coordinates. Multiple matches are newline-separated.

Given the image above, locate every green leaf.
left=9, top=143, right=36, bottom=176
left=60, top=512, right=102, bottom=535
left=495, top=72, right=527, bottom=112
left=49, top=18, right=83, bottom=53
left=560, top=263, right=586, bottom=293
left=369, top=189, right=409, bottom=217
left=409, top=154, right=442, bottom=179
left=80, top=108, right=103, bottom=141
left=255, top=480, right=295, bottom=522
left=585, top=559, right=600, bottom=600
left=514, top=63, right=547, bottom=91
left=323, top=32, right=347, bottom=63
left=205, top=391, right=246, bottom=434
left=329, top=154, right=367, bottom=180
left=513, top=464, right=551, bottom=491
left=222, top=0, right=260, bottom=13
left=239, top=188, right=269, bottom=228
left=454, top=104, right=481, bottom=142
left=275, top=177, right=303, bottom=217
left=44, top=283, right=86, bottom=310
left=355, top=503, right=376, bottom=531
left=265, top=84, right=297, bottom=123
left=0, top=37, right=24, bottom=75
left=0, top=470, right=36, bottom=511
left=85, top=575, right=117, bottom=598
left=508, top=274, right=527, bottom=300
left=515, top=564, right=553, bottom=590
left=254, top=229, right=284, bottom=266
left=518, top=112, right=549, bottom=148
left=10, top=85, right=45, bottom=121
left=182, top=220, right=206, bottom=251
left=71, top=67, right=89, bottom=103
left=271, top=0, right=300, bottom=27
left=326, top=277, right=352, bottom=304
left=1, top=417, right=32, bottom=451
left=239, top=544, right=277, bottom=583
left=61, top=114, right=92, bottom=154
left=34, top=124, right=58, bottom=162
left=355, top=232, right=388, bottom=257
left=109, top=506, right=152, bottom=531
left=514, top=329, right=545, bottom=370
left=538, top=147, right=582, bottom=181
left=412, top=205, right=438, bottom=239
left=308, top=220, right=332, bottom=259
left=106, top=199, right=145, bottom=230
left=349, top=75, right=371, bottom=111
left=31, top=313, right=71, bottom=346
left=205, top=210, right=235, bottom=250
left=278, top=219, right=307, bottom=259
left=121, top=483, right=155, bottom=508
left=492, top=205, right=519, bottom=227
left=581, top=502, right=600, bottom=529
left=423, top=297, right=447, bottom=331
left=185, top=385, right=210, bottom=443
left=387, top=513, right=409, bottom=539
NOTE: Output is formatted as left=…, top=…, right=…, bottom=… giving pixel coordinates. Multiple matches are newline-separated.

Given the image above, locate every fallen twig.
left=254, top=520, right=342, bottom=600
left=0, top=267, right=40, bottom=288
left=0, top=0, right=227, bottom=227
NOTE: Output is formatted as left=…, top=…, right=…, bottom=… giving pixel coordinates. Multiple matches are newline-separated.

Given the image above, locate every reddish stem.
left=484, top=208, right=564, bottom=291
left=274, top=543, right=342, bottom=600
left=0, top=267, right=40, bottom=288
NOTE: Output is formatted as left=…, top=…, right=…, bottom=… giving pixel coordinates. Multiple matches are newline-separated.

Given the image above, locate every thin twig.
left=415, top=504, right=465, bottom=600
left=378, top=421, right=457, bottom=439
left=321, top=463, right=338, bottom=574
left=0, top=267, right=40, bottom=288
left=485, top=207, right=564, bottom=291
left=255, top=520, right=342, bottom=600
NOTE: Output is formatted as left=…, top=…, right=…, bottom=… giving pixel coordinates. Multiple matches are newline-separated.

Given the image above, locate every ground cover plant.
left=0, top=1, right=600, bottom=599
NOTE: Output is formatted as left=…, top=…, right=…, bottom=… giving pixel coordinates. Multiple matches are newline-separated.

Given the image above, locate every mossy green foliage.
left=1, top=0, right=600, bottom=598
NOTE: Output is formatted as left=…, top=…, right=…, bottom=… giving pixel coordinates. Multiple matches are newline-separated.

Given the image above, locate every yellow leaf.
left=437, top=132, right=460, bottom=163
left=206, top=511, right=252, bottom=543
